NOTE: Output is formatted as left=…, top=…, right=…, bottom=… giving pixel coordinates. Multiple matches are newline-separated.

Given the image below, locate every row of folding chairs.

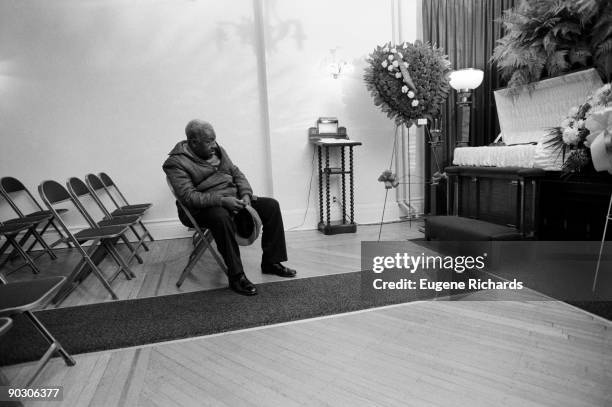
left=0, top=173, right=154, bottom=304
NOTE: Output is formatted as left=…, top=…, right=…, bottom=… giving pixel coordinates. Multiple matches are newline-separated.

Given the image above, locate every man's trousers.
left=179, top=197, right=288, bottom=280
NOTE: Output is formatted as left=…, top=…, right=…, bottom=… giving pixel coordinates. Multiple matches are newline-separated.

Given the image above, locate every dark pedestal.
left=313, top=139, right=362, bottom=235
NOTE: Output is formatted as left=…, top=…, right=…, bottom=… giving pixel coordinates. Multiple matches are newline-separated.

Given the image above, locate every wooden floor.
left=3, top=221, right=612, bottom=406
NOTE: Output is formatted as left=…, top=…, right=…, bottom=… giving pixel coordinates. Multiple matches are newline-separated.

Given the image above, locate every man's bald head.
left=185, top=119, right=217, bottom=159
left=185, top=119, right=215, bottom=142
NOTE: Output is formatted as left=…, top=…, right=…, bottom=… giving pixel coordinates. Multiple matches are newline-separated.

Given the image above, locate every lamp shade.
left=449, top=68, right=484, bottom=91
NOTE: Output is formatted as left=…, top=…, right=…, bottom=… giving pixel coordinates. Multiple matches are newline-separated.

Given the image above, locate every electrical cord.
left=287, top=147, right=317, bottom=231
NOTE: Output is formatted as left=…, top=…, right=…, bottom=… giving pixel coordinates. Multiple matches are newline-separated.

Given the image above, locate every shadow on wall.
left=214, top=0, right=306, bottom=53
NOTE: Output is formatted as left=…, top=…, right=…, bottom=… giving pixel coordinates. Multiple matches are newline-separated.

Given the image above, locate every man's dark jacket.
left=162, top=140, right=253, bottom=212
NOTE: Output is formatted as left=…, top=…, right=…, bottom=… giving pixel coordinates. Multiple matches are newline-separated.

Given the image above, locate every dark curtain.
left=422, top=0, right=515, bottom=213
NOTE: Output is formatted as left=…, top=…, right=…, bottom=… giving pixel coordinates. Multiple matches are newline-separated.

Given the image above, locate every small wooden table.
left=312, top=139, right=362, bottom=235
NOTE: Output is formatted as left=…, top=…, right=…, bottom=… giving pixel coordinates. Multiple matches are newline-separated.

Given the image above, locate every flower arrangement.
left=377, top=170, right=400, bottom=189
left=364, top=41, right=452, bottom=127
left=547, top=83, right=612, bottom=172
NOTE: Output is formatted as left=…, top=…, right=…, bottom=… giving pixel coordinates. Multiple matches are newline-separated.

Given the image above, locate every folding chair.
left=0, top=214, right=57, bottom=275
left=66, top=177, right=145, bottom=265
left=0, top=274, right=76, bottom=386
left=99, top=172, right=153, bottom=212
left=0, top=177, right=72, bottom=250
left=166, top=177, right=226, bottom=287
left=85, top=174, right=154, bottom=249
left=39, top=180, right=135, bottom=303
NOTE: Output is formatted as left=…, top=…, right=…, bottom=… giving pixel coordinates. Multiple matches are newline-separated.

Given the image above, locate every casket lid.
left=494, top=68, right=604, bottom=145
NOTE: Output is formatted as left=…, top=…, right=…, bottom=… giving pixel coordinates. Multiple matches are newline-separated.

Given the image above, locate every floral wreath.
left=364, top=40, right=452, bottom=127
left=546, top=83, right=612, bottom=173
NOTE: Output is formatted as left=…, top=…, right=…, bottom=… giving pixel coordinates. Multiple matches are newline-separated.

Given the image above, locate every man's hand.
left=221, top=197, right=246, bottom=212
left=241, top=194, right=251, bottom=206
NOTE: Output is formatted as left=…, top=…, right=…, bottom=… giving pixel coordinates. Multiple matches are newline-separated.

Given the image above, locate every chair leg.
left=0, top=229, right=34, bottom=265
left=81, top=243, right=119, bottom=300
left=129, top=225, right=149, bottom=252
left=23, top=311, right=75, bottom=386
left=103, top=241, right=135, bottom=279
left=138, top=221, right=154, bottom=243
left=176, top=237, right=207, bottom=287
left=28, top=229, right=58, bottom=260
left=120, top=234, right=143, bottom=264
left=6, top=235, right=41, bottom=274
left=23, top=221, right=58, bottom=260
left=205, top=231, right=227, bottom=274
left=48, top=218, right=73, bottom=248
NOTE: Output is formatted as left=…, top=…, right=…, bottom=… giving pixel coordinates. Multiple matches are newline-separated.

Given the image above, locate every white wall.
left=0, top=0, right=421, bottom=238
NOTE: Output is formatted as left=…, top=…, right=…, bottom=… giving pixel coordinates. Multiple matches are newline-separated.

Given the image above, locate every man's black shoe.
left=229, top=275, right=257, bottom=296
left=261, top=263, right=297, bottom=278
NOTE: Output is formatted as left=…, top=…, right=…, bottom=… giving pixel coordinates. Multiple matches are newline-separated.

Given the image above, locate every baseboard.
left=282, top=200, right=423, bottom=231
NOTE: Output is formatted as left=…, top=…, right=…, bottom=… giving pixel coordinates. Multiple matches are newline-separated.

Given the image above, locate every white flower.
left=562, top=127, right=580, bottom=145
left=585, top=106, right=612, bottom=146
left=381, top=60, right=388, bottom=68
left=398, top=52, right=403, bottom=58
left=403, top=62, right=409, bottom=68
left=407, top=91, right=415, bottom=99
left=391, top=48, right=397, bottom=53
left=387, top=65, right=394, bottom=72
left=568, top=106, right=579, bottom=117
left=402, top=43, right=408, bottom=49
left=401, top=85, right=408, bottom=93
left=382, top=47, right=389, bottom=52
left=395, top=72, right=402, bottom=79
left=576, top=119, right=585, bottom=129
left=388, top=55, right=394, bottom=61
left=392, top=60, right=399, bottom=67
left=594, top=83, right=612, bottom=103
left=411, top=100, right=419, bottom=107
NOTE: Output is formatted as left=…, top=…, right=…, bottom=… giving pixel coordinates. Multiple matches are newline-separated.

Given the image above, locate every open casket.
left=441, top=69, right=612, bottom=240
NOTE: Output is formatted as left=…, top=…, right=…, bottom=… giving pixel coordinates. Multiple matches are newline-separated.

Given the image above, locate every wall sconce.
left=449, top=68, right=484, bottom=147
left=324, top=47, right=353, bottom=79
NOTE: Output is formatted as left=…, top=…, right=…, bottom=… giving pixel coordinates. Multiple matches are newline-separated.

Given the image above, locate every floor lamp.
left=449, top=68, right=484, bottom=147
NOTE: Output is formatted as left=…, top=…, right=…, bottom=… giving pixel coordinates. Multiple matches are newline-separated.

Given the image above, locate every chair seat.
left=0, top=277, right=65, bottom=315
left=27, top=208, right=68, bottom=217
left=97, top=215, right=141, bottom=227
left=0, top=222, right=32, bottom=235
left=73, top=225, right=128, bottom=241
left=110, top=208, right=146, bottom=217
left=5, top=213, right=53, bottom=225
left=121, top=203, right=151, bottom=210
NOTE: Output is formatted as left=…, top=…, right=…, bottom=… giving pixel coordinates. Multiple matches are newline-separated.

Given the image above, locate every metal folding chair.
left=0, top=213, right=58, bottom=275
left=85, top=174, right=154, bottom=249
left=98, top=172, right=153, bottom=212
left=166, top=177, right=226, bottom=287
left=39, top=180, right=135, bottom=303
left=66, top=177, right=145, bottom=265
left=0, top=177, right=72, bottom=250
left=0, top=274, right=76, bottom=386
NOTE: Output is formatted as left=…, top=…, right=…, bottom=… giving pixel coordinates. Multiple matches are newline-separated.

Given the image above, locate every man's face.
left=188, top=128, right=217, bottom=160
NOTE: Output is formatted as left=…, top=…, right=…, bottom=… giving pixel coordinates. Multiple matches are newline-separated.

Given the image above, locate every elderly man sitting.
left=163, top=119, right=296, bottom=296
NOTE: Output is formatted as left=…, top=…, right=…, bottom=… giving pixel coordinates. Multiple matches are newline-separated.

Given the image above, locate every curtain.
left=422, top=0, right=516, bottom=213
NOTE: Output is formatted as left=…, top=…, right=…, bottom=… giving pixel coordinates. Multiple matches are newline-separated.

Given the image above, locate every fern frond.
left=546, top=50, right=570, bottom=76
